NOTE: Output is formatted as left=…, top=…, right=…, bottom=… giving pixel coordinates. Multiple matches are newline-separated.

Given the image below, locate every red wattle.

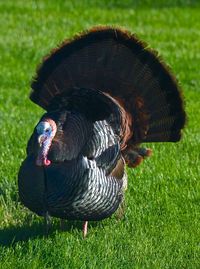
left=44, top=159, right=51, bottom=166
left=36, top=158, right=51, bottom=166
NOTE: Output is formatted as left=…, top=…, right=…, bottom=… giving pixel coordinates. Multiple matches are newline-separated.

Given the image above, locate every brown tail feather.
left=30, top=26, right=186, bottom=147
left=145, top=115, right=184, bottom=141
left=144, top=130, right=182, bottom=142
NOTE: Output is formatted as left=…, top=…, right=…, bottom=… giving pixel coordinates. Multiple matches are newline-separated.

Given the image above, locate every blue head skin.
left=36, top=119, right=57, bottom=166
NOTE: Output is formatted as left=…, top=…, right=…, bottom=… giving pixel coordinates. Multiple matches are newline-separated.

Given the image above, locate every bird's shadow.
left=0, top=223, right=46, bottom=247
left=0, top=220, right=101, bottom=247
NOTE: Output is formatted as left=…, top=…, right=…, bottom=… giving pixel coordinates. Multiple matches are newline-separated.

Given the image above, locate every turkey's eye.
left=45, top=128, right=51, bottom=133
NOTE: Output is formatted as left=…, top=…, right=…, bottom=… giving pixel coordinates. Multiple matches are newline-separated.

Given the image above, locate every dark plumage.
left=18, top=26, right=186, bottom=236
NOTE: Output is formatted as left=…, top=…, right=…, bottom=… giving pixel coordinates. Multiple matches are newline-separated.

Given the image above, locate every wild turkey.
left=18, top=26, right=186, bottom=237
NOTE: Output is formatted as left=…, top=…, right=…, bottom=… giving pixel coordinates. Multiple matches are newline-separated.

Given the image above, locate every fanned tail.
left=30, top=26, right=186, bottom=148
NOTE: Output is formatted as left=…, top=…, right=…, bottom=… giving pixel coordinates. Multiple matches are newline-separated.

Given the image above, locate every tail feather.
left=148, top=114, right=184, bottom=134
left=144, top=131, right=182, bottom=142
left=31, top=26, right=186, bottom=147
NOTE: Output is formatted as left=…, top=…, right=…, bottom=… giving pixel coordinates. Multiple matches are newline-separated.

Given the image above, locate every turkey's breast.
left=18, top=155, right=125, bottom=221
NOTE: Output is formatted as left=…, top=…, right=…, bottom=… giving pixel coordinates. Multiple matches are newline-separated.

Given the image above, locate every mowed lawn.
left=0, top=1, right=200, bottom=268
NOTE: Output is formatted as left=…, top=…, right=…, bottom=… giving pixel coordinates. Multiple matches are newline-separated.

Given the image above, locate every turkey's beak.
left=38, top=135, right=47, bottom=147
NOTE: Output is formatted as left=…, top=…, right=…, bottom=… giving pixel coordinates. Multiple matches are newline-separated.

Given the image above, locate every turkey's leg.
left=83, top=221, right=88, bottom=238
left=44, top=211, right=51, bottom=235
left=60, top=219, right=65, bottom=230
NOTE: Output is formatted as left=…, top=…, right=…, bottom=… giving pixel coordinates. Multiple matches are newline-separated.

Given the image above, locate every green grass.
left=0, top=0, right=200, bottom=268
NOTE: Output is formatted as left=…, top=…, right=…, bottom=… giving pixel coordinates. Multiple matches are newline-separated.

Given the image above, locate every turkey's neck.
left=36, top=137, right=53, bottom=166
left=36, top=119, right=57, bottom=166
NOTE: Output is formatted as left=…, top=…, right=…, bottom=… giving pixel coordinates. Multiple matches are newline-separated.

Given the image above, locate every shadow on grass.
left=0, top=220, right=101, bottom=247
left=0, top=223, right=47, bottom=247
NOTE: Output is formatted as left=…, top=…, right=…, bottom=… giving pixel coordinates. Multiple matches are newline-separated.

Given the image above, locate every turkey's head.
left=36, top=118, right=57, bottom=166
